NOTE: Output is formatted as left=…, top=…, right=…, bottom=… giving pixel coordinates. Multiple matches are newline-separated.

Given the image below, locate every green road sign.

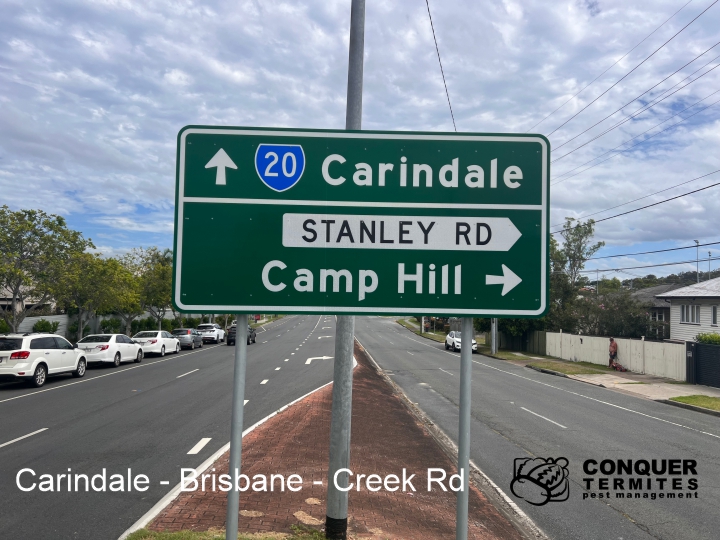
left=173, top=126, right=549, bottom=316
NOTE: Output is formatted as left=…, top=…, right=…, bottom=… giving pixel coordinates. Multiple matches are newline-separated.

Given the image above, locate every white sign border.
left=175, top=128, right=548, bottom=316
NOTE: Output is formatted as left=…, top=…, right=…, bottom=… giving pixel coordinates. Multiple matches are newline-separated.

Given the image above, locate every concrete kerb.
left=656, top=399, right=720, bottom=418
left=117, top=373, right=339, bottom=540
left=524, top=365, right=611, bottom=388
left=355, top=337, right=549, bottom=540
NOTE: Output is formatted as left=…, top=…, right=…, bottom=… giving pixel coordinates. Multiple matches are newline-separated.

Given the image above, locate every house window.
left=680, top=305, right=701, bottom=324
left=713, top=305, right=718, bottom=326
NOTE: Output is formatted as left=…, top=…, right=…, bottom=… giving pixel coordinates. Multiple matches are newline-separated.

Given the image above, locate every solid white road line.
left=407, top=352, right=414, bottom=356
left=387, top=324, right=720, bottom=440
left=187, top=438, right=212, bottom=455
left=177, top=369, right=199, bottom=378
left=0, top=345, right=221, bottom=406
left=0, top=428, right=48, bottom=449
left=260, top=379, right=269, bottom=385
left=471, top=360, right=720, bottom=440
left=438, top=368, right=454, bottom=376
left=520, top=407, right=567, bottom=429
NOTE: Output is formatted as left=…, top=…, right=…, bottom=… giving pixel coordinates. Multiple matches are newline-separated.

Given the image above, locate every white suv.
left=445, top=331, right=478, bottom=353
left=0, top=333, right=87, bottom=387
left=197, top=323, right=225, bottom=344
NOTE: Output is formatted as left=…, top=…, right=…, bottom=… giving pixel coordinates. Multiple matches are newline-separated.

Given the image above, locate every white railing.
left=546, top=332, right=686, bottom=381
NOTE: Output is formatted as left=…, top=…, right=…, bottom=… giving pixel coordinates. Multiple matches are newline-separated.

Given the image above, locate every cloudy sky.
left=1, top=0, right=719, bottom=279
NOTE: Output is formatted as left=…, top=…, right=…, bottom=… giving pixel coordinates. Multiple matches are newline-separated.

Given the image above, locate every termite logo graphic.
left=511, top=457, right=570, bottom=506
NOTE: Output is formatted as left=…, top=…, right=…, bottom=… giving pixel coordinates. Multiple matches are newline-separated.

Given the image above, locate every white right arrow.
left=306, top=356, right=334, bottom=365
left=205, top=148, right=237, bottom=185
left=486, top=264, right=522, bottom=296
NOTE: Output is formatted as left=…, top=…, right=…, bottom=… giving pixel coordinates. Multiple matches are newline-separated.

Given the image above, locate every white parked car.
left=132, top=331, right=180, bottom=356
left=77, top=334, right=143, bottom=367
left=445, top=331, right=477, bottom=353
left=197, top=323, right=225, bottom=344
left=0, top=333, right=87, bottom=387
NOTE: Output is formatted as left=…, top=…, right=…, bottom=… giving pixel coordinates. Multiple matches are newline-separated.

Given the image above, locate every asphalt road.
left=355, top=316, right=720, bottom=540
left=0, top=314, right=338, bottom=539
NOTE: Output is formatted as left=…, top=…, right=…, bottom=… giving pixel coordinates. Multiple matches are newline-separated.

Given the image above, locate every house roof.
left=656, top=277, right=720, bottom=299
left=631, top=283, right=685, bottom=307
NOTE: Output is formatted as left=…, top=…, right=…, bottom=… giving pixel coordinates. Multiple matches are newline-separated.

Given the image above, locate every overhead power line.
left=547, top=0, right=719, bottom=137
left=551, top=176, right=720, bottom=235
left=552, top=60, right=720, bottom=162
left=553, top=40, right=720, bottom=154
left=425, top=0, right=456, bottom=131
left=552, top=90, right=720, bottom=185
left=526, top=0, right=694, bottom=132
left=580, top=255, right=720, bottom=273
left=552, top=170, right=720, bottom=227
left=587, top=240, right=720, bottom=261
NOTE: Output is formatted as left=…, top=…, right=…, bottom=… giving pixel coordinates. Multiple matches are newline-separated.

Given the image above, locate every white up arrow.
left=306, top=356, right=334, bottom=365
left=205, top=148, right=237, bottom=185
left=486, top=264, right=522, bottom=296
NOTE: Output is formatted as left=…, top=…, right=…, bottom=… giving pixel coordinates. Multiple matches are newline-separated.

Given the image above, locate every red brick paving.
left=149, top=342, right=522, bottom=539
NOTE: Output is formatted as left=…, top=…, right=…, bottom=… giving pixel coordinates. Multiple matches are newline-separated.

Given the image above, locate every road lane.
left=0, top=315, right=337, bottom=539
left=356, top=316, right=720, bottom=540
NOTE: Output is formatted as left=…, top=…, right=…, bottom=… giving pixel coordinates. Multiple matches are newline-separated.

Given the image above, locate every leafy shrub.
left=66, top=321, right=91, bottom=342
left=696, top=332, right=720, bottom=345
left=100, top=317, right=123, bottom=334
left=32, top=318, right=60, bottom=334
left=0, top=319, right=10, bottom=333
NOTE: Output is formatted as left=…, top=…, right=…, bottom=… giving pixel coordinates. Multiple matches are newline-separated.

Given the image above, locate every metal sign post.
left=225, top=323, right=248, bottom=540
left=326, top=1, right=365, bottom=538
left=456, top=317, right=473, bottom=540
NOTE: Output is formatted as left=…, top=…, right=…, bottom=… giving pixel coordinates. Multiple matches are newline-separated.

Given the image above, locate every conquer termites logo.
left=510, top=457, right=570, bottom=506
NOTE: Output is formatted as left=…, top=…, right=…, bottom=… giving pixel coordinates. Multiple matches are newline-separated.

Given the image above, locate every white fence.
left=546, top=332, right=686, bottom=381
left=17, top=314, right=70, bottom=336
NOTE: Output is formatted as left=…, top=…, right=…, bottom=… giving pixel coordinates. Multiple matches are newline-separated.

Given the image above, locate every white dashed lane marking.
left=261, top=379, right=269, bottom=385
left=187, top=438, right=212, bottom=455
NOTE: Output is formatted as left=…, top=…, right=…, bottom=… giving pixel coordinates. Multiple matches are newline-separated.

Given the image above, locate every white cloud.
left=0, top=0, right=718, bottom=276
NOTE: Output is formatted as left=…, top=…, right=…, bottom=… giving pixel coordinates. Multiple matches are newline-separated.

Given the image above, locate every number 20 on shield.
left=255, top=144, right=306, bottom=192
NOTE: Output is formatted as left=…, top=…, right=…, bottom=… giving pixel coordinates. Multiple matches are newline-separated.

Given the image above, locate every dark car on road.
left=227, top=324, right=256, bottom=346
left=171, top=328, right=204, bottom=350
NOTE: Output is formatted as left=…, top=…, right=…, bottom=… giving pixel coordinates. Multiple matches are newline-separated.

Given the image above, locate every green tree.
left=112, top=258, right=144, bottom=336
left=123, top=247, right=173, bottom=330
left=557, top=218, right=605, bottom=287
left=0, top=206, right=92, bottom=332
left=55, top=254, right=119, bottom=340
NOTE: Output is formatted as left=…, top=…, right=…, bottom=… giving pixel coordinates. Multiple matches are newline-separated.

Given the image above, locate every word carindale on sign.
left=173, top=126, right=549, bottom=316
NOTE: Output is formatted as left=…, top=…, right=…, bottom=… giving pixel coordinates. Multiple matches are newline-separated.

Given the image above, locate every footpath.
left=502, top=352, right=720, bottom=408
left=146, top=342, right=529, bottom=539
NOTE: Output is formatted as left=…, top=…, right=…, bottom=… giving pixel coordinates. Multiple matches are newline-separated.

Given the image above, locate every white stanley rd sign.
left=282, top=214, right=522, bottom=252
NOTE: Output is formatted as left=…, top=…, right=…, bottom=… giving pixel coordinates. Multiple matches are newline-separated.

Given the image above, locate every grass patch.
left=127, top=525, right=323, bottom=540
left=670, top=395, right=720, bottom=412
left=527, top=360, right=612, bottom=375
left=396, top=319, right=446, bottom=343
left=250, top=315, right=285, bottom=329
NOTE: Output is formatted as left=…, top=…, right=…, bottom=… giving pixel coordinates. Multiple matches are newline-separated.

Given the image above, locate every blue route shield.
left=254, top=144, right=306, bottom=192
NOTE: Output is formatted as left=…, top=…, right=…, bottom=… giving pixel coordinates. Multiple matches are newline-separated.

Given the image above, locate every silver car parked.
left=171, top=328, right=204, bottom=350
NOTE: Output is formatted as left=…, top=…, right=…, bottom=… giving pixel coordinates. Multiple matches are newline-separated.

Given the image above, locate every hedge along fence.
left=546, top=332, right=686, bottom=381
left=696, top=332, right=720, bottom=345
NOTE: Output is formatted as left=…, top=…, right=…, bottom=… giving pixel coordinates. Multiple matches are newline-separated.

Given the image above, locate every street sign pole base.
left=325, top=516, right=348, bottom=539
